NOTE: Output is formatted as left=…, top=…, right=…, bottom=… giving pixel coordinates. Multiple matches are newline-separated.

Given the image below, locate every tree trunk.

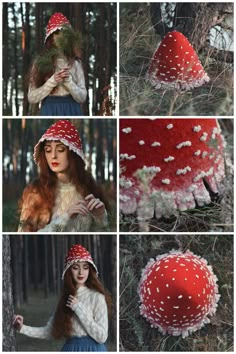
left=2, top=235, right=16, bottom=351
left=3, top=3, right=10, bottom=115
left=44, top=237, right=49, bottom=298
left=11, top=3, right=19, bottom=116
left=95, top=120, right=105, bottom=181
left=35, top=3, right=44, bottom=53
left=150, top=2, right=233, bottom=59
left=21, top=3, right=31, bottom=115
left=22, top=236, right=29, bottom=303
left=11, top=236, right=23, bottom=308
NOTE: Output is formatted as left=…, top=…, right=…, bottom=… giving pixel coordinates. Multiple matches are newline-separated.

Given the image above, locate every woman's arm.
left=62, top=60, right=87, bottom=103
left=84, top=194, right=109, bottom=228
left=28, top=75, right=58, bottom=104
left=92, top=209, right=108, bottom=227
left=71, top=293, right=108, bottom=344
left=13, top=314, right=53, bottom=340
left=37, top=213, right=70, bottom=232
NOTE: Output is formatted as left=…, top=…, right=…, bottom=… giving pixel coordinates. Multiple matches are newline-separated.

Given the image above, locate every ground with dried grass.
left=120, top=3, right=233, bottom=116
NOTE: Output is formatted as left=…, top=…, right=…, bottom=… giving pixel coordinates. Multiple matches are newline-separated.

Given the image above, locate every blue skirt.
left=61, top=336, right=107, bottom=352
left=40, top=95, right=84, bottom=116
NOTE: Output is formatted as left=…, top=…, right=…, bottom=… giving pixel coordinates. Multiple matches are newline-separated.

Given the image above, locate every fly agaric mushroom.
left=138, top=250, right=220, bottom=338
left=147, top=31, right=210, bottom=90
left=120, top=119, right=225, bottom=218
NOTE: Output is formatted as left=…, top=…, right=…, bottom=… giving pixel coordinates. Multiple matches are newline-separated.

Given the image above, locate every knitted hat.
left=34, top=120, right=85, bottom=164
left=45, top=12, right=71, bottom=43
left=62, top=244, right=98, bottom=279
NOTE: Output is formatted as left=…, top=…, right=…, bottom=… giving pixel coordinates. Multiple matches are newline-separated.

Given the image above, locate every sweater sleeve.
left=28, top=74, right=58, bottom=104
left=19, top=316, right=53, bottom=339
left=62, top=60, right=87, bottom=103
left=71, top=293, right=108, bottom=344
left=92, top=209, right=109, bottom=228
left=37, top=213, right=70, bottom=232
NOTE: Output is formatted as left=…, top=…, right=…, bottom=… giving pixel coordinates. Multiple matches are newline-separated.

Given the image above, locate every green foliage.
left=34, top=27, right=83, bottom=75
left=34, top=48, right=58, bottom=75
left=55, top=25, right=83, bottom=58
left=120, top=234, right=233, bottom=351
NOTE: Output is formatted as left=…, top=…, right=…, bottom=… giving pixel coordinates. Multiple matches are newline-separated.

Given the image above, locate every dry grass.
left=119, top=234, right=233, bottom=351
left=119, top=3, right=233, bottom=116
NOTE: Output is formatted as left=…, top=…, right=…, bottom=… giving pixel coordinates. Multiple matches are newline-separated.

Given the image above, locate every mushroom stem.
left=168, top=91, right=179, bottom=116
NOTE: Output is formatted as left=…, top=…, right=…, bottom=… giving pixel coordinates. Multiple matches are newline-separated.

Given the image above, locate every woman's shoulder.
left=90, top=289, right=106, bottom=303
left=75, top=57, right=82, bottom=63
left=73, top=58, right=83, bottom=69
left=81, top=287, right=105, bottom=300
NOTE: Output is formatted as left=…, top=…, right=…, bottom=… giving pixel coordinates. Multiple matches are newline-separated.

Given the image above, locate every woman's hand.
left=85, top=194, right=105, bottom=218
left=12, top=315, right=24, bottom=331
left=54, top=68, right=70, bottom=83
left=66, top=295, right=78, bottom=309
left=67, top=200, right=89, bottom=218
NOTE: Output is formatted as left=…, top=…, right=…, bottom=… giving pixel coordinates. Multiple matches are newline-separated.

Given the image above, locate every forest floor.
left=119, top=3, right=233, bottom=116
left=15, top=290, right=116, bottom=351
left=119, top=234, right=233, bottom=352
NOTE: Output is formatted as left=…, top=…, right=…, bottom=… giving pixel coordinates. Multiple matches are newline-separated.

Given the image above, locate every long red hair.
left=51, top=264, right=112, bottom=339
left=18, top=143, right=109, bottom=231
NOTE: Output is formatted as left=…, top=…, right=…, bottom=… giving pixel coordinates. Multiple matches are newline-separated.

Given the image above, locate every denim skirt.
left=61, top=336, right=107, bottom=352
left=40, top=95, right=84, bottom=116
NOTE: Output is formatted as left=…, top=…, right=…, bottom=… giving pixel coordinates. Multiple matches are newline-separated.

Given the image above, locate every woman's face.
left=44, top=141, right=69, bottom=176
left=70, top=262, right=89, bottom=287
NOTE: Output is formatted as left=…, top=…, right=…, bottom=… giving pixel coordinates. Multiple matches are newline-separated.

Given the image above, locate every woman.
left=18, top=120, right=109, bottom=232
left=13, top=244, right=111, bottom=351
left=28, top=12, right=87, bottom=116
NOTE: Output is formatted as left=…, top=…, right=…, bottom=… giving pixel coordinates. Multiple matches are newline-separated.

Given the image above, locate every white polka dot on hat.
left=34, top=120, right=85, bottom=164
left=62, top=244, right=98, bottom=279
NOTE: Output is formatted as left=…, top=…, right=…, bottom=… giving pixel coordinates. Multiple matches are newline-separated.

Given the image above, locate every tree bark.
left=150, top=3, right=233, bottom=60
left=11, top=3, right=19, bottom=116
left=2, top=235, right=16, bottom=351
left=3, top=3, right=10, bottom=115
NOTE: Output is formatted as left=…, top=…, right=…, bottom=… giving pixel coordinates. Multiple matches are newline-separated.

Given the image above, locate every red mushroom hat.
left=62, top=244, right=98, bottom=279
left=147, top=31, right=210, bottom=91
left=34, top=119, right=85, bottom=164
left=138, top=250, right=220, bottom=338
left=120, top=119, right=225, bottom=218
left=45, top=12, right=71, bottom=43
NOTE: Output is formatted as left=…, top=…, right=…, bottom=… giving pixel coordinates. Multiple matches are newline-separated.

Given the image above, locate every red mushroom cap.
left=138, top=250, right=220, bottom=338
left=147, top=31, right=210, bottom=91
left=120, top=119, right=225, bottom=218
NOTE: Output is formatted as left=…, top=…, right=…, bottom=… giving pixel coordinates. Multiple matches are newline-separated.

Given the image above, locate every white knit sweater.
left=19, top=286, right=108, bottom=344
left=38, top=182, right=108, bottom=232
left=28, top=57, right=87, bottom=104
left=18, top=182, right=108, bottom=232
